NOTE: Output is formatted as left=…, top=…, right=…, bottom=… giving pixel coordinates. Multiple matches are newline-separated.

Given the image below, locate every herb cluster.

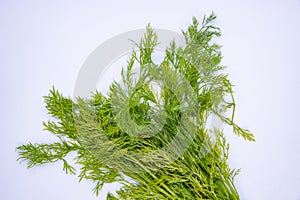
left=17, top=13, right=254, bottom=199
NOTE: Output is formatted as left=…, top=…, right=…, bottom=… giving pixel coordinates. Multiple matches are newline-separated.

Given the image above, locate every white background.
left=1, top=0, right=300, bottom=199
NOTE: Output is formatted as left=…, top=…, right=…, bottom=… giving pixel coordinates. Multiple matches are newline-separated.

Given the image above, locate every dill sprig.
left=17, top=13, right=254, bottom=199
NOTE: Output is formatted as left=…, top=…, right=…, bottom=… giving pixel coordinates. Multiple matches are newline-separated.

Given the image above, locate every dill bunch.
left=17, top=13, right=254, bottom=200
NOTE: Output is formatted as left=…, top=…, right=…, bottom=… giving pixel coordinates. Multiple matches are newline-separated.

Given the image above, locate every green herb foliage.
left=17, top=13, right=254, bottom=199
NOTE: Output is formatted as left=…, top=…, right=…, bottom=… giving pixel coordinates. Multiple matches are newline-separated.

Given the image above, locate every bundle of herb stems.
left=17, top=13, right=254, bottom=199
